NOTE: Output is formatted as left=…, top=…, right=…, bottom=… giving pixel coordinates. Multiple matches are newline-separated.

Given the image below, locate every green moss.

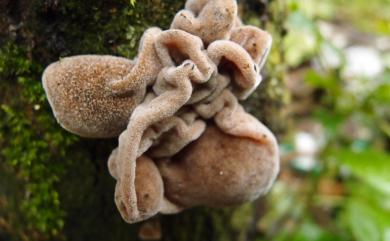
left=28, top=0, right=184, bottom=61
left=0, top=43, right=78, bottom=239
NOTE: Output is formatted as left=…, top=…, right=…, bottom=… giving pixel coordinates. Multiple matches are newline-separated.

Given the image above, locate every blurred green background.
left=0, top=0, right=389, bottom=240
left=259, top=0, right=390, bottom=241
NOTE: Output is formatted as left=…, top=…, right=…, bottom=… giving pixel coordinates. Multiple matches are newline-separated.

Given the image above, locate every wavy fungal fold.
left=42, top=0, right=279, bottom=224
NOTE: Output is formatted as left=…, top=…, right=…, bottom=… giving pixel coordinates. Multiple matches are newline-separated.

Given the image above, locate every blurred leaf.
left=343, top=185, right=390, bottom=241
left=332, top=149, right=390, bottom=194
left=370, top=80, right=390, bottom=104
left=287, top=0, right=336, bottom=19
left=305, top=69, right=338, bottom=91
left=287, top=11, right=317, bottom=31
left=230, top=203, right=253, bottom=231
left=313, top=109, right=346, bottom=137
left=333, top=0, right=390, bottom=34
left=284, top=12, right=321, bottom=67
left=291, top=220, right=344, bottom=241
left=344, top=199, right=382, bottom=241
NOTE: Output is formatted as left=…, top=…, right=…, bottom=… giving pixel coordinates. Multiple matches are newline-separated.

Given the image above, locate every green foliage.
left=259, top=0, right=390, bottom=241
left=129, top=0, right=136, bottom=7
left=332, top=0, right=390, bottom=35
left=332, top=150, right=390, bottom=193
left=343, top=185, right=390, bottom=241
left=332, top=150, right=390, bottom=241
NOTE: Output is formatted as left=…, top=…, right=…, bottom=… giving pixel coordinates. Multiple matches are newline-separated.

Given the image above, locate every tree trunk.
left=0, top=0, right=287, bottom=240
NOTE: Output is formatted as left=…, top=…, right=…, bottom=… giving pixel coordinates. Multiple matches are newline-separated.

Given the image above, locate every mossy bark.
left=0, top=1, right=287, bottom=240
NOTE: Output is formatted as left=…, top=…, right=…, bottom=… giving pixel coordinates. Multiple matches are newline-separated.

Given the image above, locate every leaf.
left=304, top=69, right=338, bottom=90
left=313, top=109, right=346, bottom=137
left=371, top=81, right=390, bottom=104
left=290, top=220, right=344, bottom=241
left=343, top=183, right=390, bottom=241
left=344, top=199, right=381, bottom=241
left=332, top=149, right=390, bottom=194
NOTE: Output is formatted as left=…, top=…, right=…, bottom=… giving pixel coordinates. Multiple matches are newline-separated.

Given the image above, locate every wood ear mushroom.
left=42, top=0, right=279, bottom=224
left=42, top=55, right=145, bottom=138
left=171, top=0, right=237, bottom=44
left=159, top=124, right=279, bottom=209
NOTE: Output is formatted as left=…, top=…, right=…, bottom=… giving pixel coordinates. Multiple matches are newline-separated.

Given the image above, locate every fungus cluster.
left=42, top=0, right=279, bottom=224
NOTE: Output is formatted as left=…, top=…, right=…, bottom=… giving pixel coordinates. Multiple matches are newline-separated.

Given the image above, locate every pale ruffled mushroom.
left=187, top=73, right=230, bottom=104
left=230, top=26, right=272, bottom=68
left=110, top=61, right=202, bottom=223
left=154, top=29, right=215, bottom=82
left=42, top=55, right=145, bottom=138
left=42, top=0, right=278, bottom=225
left=171, top=0, right=237, bottom=44
left=196, top=89, right=278, bottom=143
left=159, top=123, right=279, bottom=208
left=108, top=154, right=164, bottom=223
left=109, top=27, right=163, bottom=96
left=146, top=111, right=206, bottom=158
left=207, top=40, right=261, bottom=99
left=184, top=0, right=208, bottom=13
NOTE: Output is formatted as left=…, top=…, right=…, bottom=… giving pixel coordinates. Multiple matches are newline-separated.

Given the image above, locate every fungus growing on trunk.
left=42, top=55, right=144, bottom=138
left=159, top=123, right=278, bottom=208
left=42, top=0, right=280, bottom=224
left=171, top=0, right=237, bottom=44
left=230, top=26, right=273, bottom=68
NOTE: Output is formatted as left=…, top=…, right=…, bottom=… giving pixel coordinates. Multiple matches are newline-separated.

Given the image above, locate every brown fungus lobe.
left=109, top=154, right=164, bottom=223
left=159, top=124, right=279, bottom=208
left=230, top=26, right=273, bottom=67
left=42, top=55, right=144, bottom=138
left=207, top=41, right=261, bottom=99
left=171, top=0, right=237, bottom=44
left=42, top=0, right=279, bottom=225
left=109, top=27, right=163, bottom=96
left=109, top=62, right=202, bottom=223
left=154, top=29, right=215, bottom=82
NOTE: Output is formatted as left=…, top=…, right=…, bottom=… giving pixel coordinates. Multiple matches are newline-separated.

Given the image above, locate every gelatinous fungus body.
left=159, top=125, right=279, bottom=208
left=43, top=55, right=145, bottom=138
left=42, top=0, right=280, bottom=224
